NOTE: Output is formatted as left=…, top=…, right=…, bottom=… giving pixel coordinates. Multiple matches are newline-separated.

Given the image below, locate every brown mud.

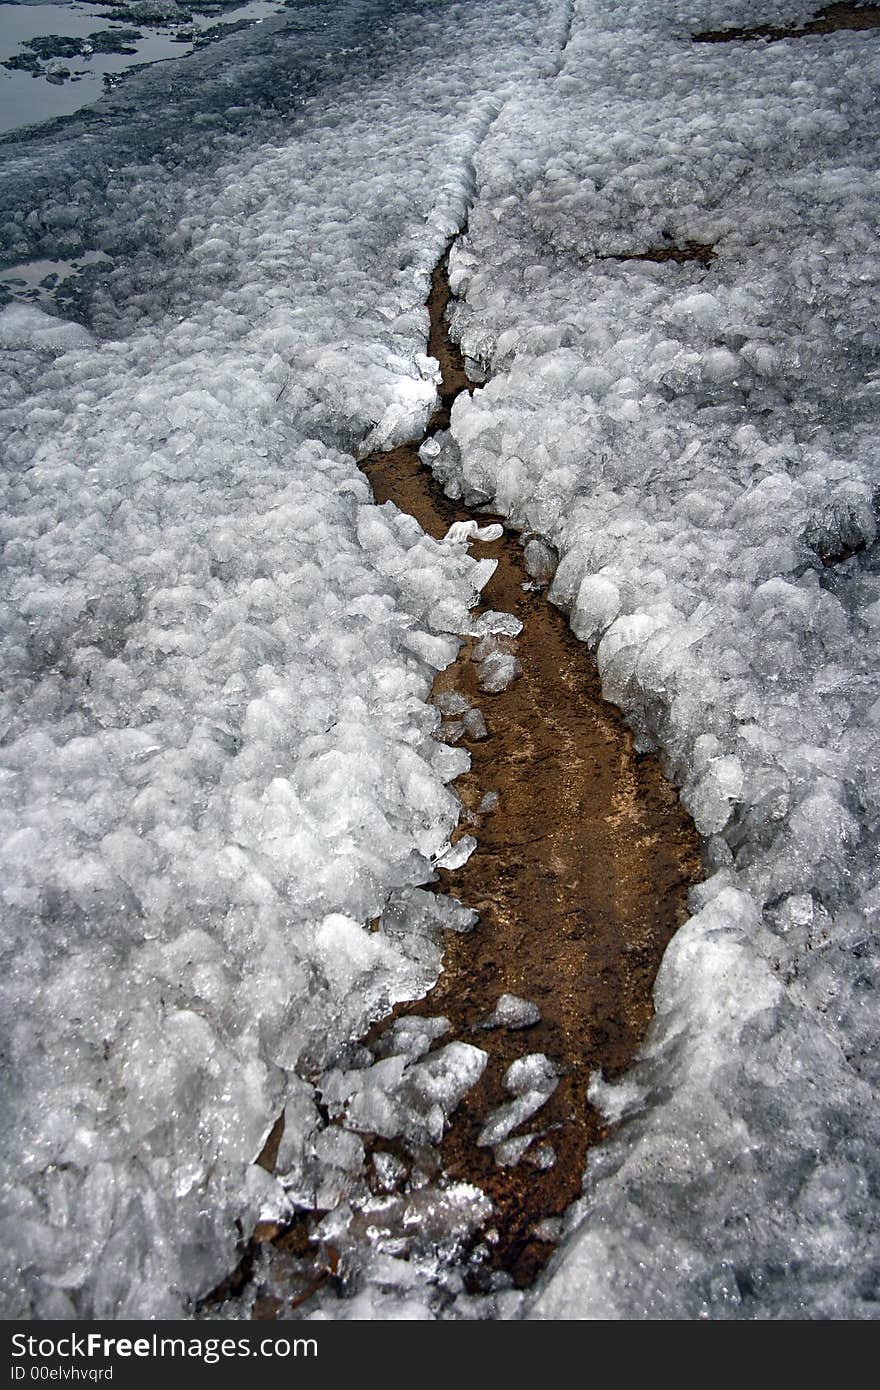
left=599, top=242, right=717, bottom=269
left=205, top=252, right=701, bottom=1315
left=360, top=258, right=701, bottom=1288
left=694, top=3, right=880, bottom=43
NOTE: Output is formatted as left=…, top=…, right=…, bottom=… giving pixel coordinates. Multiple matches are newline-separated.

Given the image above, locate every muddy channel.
left=208, top=250, right=701, bottom=1315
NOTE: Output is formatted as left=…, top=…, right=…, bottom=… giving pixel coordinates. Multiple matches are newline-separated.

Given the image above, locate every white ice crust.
left=2, top=0, right=879, bottom=1321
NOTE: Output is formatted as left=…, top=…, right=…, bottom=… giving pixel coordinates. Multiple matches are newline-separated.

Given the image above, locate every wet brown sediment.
left=694, top=3, right=880, bottom=43
left=359, top=255, right=700, bottom=1287
left=598, top=242, right=717, bottom=269
left=204, top=250, right=701, bottom=1314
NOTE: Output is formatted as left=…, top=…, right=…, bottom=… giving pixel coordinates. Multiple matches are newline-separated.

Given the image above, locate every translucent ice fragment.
left=434, top=836, right=477, bottom=870
left=504, top=1053, right=558, bottom=1097
left=470, top=610, right=523, bottom=638
left=444, top=520, right=504, bottom=544
left=373, top=1015, right=451, bottom=1063
left=435, top=692, right=470, bottom=716
left=587, top=1068, right=647, bottom=1125
left=476, top=993, right=541, bottom=1030
left=462, top=708, right=488, bottom=740
left=473, top=636, right=522, bottom=693
left=494, top=1134, right=534, bottom=1166
left=526, top=1143, right=556, bottom=1171
left=523, top=537, right=557, bottom=583
left=477, top=1091, right=551, bottom=1147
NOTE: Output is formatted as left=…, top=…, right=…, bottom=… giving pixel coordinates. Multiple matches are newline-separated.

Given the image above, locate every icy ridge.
left=0, top=0, right=564, bottom=1319
left=436, top=0, right=880, bottom=1319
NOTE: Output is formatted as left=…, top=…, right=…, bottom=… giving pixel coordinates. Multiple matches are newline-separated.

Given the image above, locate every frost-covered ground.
left=1, top=0, right=878, bottom=1320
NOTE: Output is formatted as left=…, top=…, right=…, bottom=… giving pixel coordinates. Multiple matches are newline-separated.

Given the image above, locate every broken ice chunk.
left=435, top=691, right=470, bottom=716
left=444, top=520, right=504, bottom=544
left=402, top=629, right=460, bottom=669
left=525, top=1142, right=557, bottom=1171
left=473, top=636, right=522, bottom=693
left=462, top=707, right=488, bottom=740
left=316, top=1182, right=490, bottom=1261
left=687, top=754, right=744, bottom=835
left=470, top=610, right=523, bottom=638
left=476, top=993, right=541, bottom=1030
left=523, top=537, right=557, bottom=584
left=500, top=1050, right=556, bottom=1095
left=430, top=895, right=479, bottom=933
left=404, top=1042, right=487, bottom=1117
left=303, top=1128, right=366, bottom=1209
left=478, top=1053, right=559, bottom=1148
left=380, top=886, right=476, bottom=939
left=505, top=1053, right=559, bottom=1096
left=434, top=835, right=477, bottom=870
left=494, top=1134, right=534, bottom=1166
left=372, top=1151, right=408, bottom=1192
left=532, top=1217, right=563, bottom=1242
left=321, top=1042, right=486, bottom=1148
left=441, top=719, right=465, bottom=744
left=587, top=1069, right=647, bottom=1125
left=372, top=1014, right=451, bottom=1062
left=477, top=1091, right=550, bottom=1147
left=478, top=791, right=499, bottom=814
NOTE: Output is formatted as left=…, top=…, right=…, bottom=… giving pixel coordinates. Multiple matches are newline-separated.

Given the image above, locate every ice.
left=473, top=636, right=523, bottom=693
left=372, top=1015, right=451, bottom=1064
left=476, top=993, right=541, bottom=1030
left=309, top=1181, right=492, bottom=1284
left=435, top=692, right=470, bottom=716
left=419, top=430, right=464, bottom=498
left=380, top=886, right=479, bottom=939
left=469, top=610, right=523, bottom=638
left=436, top=691, right=488, bottom=743
left=371, top=1151, right=408, bottom=1193
left=462, top=707, right=488, bottom=741
left=426, top=0, right=880, bottom=1319
left=4, top=0, right=880, bottom=1324
left=493, top=1135, right=534, bottom=1167
left=320, top=1041, right=487, bottom=1147
left=303, top=1128, right=366, bottom=1212
left=433, top=835, right=477, bottom=871
left=526, top=1144, right=556, bottom=1172
left=587, top=1071, right=647, bottom=1128
left=444, top=520, right=504, bottom=544
left=478, top=1094, right=550, bottom=1150
left=523, top=536, right=557, bottom=584
left=478, top=1052, right=559, bottom=1152
left=504, top=1053, right=558, bottom=1097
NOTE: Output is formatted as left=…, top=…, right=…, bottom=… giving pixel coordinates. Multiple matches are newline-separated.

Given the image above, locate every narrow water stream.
left=207, top=248, right=701, bottom=1316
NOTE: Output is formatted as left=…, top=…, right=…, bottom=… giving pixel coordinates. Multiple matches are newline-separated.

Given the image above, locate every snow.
left=1, top=0, right=879, bottom=1323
